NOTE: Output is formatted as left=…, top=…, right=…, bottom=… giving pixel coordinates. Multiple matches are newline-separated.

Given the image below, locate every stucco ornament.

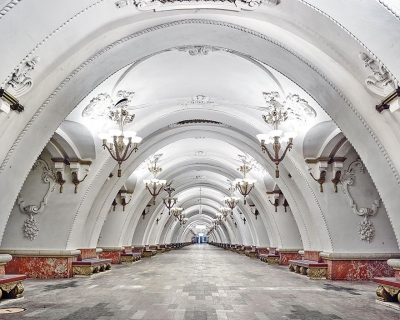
left=128, top=0, right=276, bottom=11
left=340, top=158, right=380, bottom=242
left=359, top=52, right=397, bottom=96
left=6, top=56, right=40, bottom=97
left=262, top=92, right=316, bottom=130
left=18, top=158, right=56, bottom=240
left=175, top=45, right=221, bottom=56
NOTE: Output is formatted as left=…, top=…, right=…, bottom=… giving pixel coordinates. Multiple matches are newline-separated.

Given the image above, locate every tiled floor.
left=1, top=245, right=399, bottom=319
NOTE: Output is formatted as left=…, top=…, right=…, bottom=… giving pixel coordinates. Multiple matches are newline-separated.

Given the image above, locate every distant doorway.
left=194, top=233, right=208, bottom=244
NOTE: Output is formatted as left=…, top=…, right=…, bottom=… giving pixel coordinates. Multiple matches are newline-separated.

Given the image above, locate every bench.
left=0, top=274, right=26, bottom=299
left=245, top=246, right=258, bottom=259
left=156, top=245, right=166, bottom=254
left=375, top=278, right=400, bottom=302
left=288, top=259, right=328, bottom=279
left=72, top=258, right=112, bottom=276
left=259, top=254, right=280, bottom=264
left=236, top=246, right=245, bottom=254
left=121, top=252, right=141, bottom=264
left=143, top=246, right=157, bottom=257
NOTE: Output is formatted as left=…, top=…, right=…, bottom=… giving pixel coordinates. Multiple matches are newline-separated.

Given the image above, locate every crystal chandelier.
left=234, top=156, right=256, bottom=204
left=224, top=182, right=240, bottom=213
left=143, top=154, right=166, bottom=205
left=99, top=92, right=142, bottom=177
left=256, top=92, right=298, bottom=178
left=163, top=183, right=177, bottom=215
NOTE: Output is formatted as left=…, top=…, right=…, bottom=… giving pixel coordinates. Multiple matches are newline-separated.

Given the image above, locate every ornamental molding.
left=18, top=157, right=56, bottom=240
left=262, top=91, right=316, bottom=130
left=180, top=95, right=216, bottom=106
left=0, top=0, right=22, bottom=19
left=340, top=158, right=380, bottom=243
left=116, top=0, right=279, bottom=12
left=359, top=52, right=397, bottom=97
left=175, top=45, right=222, bottom=56
left=6, top=57, right=40, bottom=97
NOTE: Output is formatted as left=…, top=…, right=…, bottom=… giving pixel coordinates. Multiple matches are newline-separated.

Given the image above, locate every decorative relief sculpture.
left=175, top=45, right=221, bottom=56
left=340, top=158, right=380, bottom=243
left=18, top=158, right=56, bottom=240
left=180, top=95, right=215, bottom=106
left=262, top=91, right=316, bottom=131
left=6, top=57, right=40, bottom=97
left=117, top=0, right=278, bottom=11
left=359, top=52, right=397, bottom=96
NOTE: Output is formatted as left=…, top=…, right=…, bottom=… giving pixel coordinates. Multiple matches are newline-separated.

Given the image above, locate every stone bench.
left=288, top=259, right=328, bottom=279
left=72, top=258, right=112, bottom=276
left=0, top=274, right=26, bottom=299
left=260, top=254, right=280, bottom=264
left=245, top=250, right=258, bottom=259
left=143, top=250, right=157, bottom=258
left=236, top=246, right=245, bottom=254
left=375, top=277, right=400, bottom=302
left=121, top=253, right=141, bottom=264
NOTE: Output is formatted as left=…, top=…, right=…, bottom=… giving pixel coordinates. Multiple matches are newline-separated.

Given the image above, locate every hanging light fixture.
left=218, top=205, right=230, bottom=220
left=99, top=92, right=142, bottom=177
left=171, top=204, right=184, bottom=219
left=143, top=154, right=166, bottom=205
left=234, top=156, right=256, bottom=204
left=256, top=92, right=298, bottom=178
left=163, top=183, right=177, bottom=215
left=224, top=181, right=240, bottom=213
left=177, top=212, right=188, bottom=225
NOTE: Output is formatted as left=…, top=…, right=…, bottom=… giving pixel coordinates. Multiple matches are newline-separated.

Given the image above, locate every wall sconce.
left=112, top=199, right=117, bottom=211
left=269, top=198, right=279, bottom=212
left=156, top=217, right=160, bottom=225
left=142, top=204, right=151, bottom=219
left=249, top=205, right=259, bottom=219
left=331, top=170, right=341, bottom=193
left=283, top=199, right=289, bottom=212
left=56, top=171, right=66, bottom=193
left=240, top=216, right=246, bottom=224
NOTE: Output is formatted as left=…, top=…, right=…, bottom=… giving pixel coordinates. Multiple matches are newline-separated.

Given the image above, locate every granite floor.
left=1, top=244, right=399, bottom=319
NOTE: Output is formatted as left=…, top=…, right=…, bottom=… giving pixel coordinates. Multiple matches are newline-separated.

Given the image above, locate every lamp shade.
left=98, top=133, right=109, bottom=140
left=124, top=131, right=137, bottom=138
left=132, top=136, right=142, bottom=143
left=269, top=129, right=283, bottom=137
left=284, top=131, right=298, bottom=139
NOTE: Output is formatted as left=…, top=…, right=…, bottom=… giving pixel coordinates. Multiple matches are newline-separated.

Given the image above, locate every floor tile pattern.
left=0, top=245, right=399, bottom=319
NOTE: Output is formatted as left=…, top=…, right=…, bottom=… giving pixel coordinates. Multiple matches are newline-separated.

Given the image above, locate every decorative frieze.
left=116, top=0, right=279, bottom=12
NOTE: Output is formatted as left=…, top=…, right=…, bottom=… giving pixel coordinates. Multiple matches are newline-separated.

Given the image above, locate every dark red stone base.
left=279, top=252, right=302, bottom=265
left=325, top=260, right=394, bottom=280
left=5, top=256, right=77, bottom=278
left=98, top=251, right=121, bottom=264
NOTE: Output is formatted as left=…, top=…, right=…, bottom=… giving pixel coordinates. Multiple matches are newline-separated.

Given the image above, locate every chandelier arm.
left=120, top=144, right=138, bottom=163
left=102, top=144, right=120, bottom=162
left=261, top=145, right=278, bottom=163
left=277, top=143, right=293, bottom=162
left=113, top=138, right=121, bottom=161
left=120, top=141, right=133, bottom=161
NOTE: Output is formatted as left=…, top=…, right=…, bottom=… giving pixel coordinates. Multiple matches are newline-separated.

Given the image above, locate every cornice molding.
left=0, top=0, right=22, bottom=19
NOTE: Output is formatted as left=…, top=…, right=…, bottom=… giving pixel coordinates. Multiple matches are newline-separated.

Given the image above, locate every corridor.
left=1, top=245, right=399, bottom=320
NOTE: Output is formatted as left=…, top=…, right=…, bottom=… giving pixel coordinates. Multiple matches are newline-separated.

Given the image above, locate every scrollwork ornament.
left=340, top=158, right=379, bottom=242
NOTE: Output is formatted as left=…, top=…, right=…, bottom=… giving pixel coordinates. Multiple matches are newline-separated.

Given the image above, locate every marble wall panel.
left=279, top=252, right=302, bottom=265
left=99, top=251, right=121, bottom=264
left=326, top=260, right=394, bottom=280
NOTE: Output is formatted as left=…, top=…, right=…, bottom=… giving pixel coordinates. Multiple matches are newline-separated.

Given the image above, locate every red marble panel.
left=258, top=249, right=269, bottom=255
left=279, top=252, right=302, bottom=265
left=0, top=265, right=5, bottom=275
left=132, top=247, right=144, bottom=257
left=78, top=248, right=97, bottom=260
left=99, top=251, right=121, bottom=264
left=395, top=270, right=400, bottom=281
left=304, top=250, right=322, bottom=262
left=326, top=260, right=395, bottom=280
left=5, top=256, right=76, bottom=278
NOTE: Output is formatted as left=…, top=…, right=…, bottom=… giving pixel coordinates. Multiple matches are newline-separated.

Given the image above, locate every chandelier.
left=218, top=205, right=230, bottom=220
left=143, top=154, right=166, bottom=205
left=163, top=183, right=177, bottom=215
left=224, top=181, right=240, bottom=213
left=177, top=212, right=188, bottom=225
left=257, top=92, right=298, bottom=178
left=171, top=204, right=184, bottom=219
left=234, top=156, right=256, bottom=204
left=99, top=92, right=142, bottom=177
